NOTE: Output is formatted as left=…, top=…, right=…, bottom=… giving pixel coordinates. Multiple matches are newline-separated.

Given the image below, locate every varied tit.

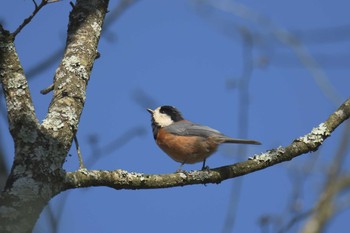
left=147, top=105, right=261, bottom=171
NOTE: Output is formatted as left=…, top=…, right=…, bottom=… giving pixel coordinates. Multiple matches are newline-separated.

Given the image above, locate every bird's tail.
left=222, top=137, right=261, bottom=145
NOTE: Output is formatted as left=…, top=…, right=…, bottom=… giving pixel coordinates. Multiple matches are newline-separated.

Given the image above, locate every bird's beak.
left=147, top=108, right=154, bottom=114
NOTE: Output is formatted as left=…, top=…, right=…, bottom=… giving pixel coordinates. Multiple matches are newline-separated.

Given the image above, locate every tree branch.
left=300, top=121, right=350, bottom=233
left=197, top=0, right=342, bottom=105
left=41, top=0, right=109, bottom=152
left=0, top=28, right=39, bottom=137
left=64, top=97, right=350, bottom=190
left=301, top=175, right=350, bottom=233
left=0, top=1, right=109, bottom=232
left=12, top=0, right=59, bottom=38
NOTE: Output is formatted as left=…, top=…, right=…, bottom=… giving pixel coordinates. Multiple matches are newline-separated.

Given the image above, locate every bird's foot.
left=175, top=169, right=188, bottom=174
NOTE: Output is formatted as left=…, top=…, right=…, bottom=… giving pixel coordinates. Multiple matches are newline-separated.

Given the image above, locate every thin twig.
left=21, top=0, right=138, bottom=79
left=85, top=126, right=146, bottom=167
left=198, top=0, right=342, bottom=105
left=32, top=0, right=38, bottom=9
left=73, top=135, right=85, bottom=169
left=69, top=1, right=75, bottom=9
left=40, top=83, right=54, bottom=95
left=277, top=209, right=314, bottom=233
left=222, top=28, right=254, bottom=233
left=12, top=0, right=60, bottom=38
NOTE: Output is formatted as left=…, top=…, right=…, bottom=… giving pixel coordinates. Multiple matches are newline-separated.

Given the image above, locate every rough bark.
left=0, top=0, right=109, bottom=232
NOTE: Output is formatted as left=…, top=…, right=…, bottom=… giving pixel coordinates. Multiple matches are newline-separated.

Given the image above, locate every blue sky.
left=1, top=0, right=350, bottom=232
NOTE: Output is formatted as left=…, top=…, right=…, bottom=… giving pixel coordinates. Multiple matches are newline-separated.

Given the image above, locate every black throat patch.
left=151, top=119, right=159, bottom=140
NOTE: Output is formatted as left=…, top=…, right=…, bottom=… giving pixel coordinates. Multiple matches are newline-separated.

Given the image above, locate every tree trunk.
left=0, top=0, right=109, bottom=232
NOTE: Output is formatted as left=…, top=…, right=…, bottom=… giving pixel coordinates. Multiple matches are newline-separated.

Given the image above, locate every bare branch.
left=0, top=29, right=39, bottom=136
left=40, top=83, right=54, bottom=95
left=222, top=27, right=255, bottom=233
left=17, top=0, right=139, bottom=81
left=85, top=127, right=147, bottom=167
left=300, top=121, right=350, bottom=233
left=327, top=121, right=350, bottom=179
left=0, top=1, right=110, bottom=232
left=41, top=0, right=108, bottom=142
left=277, top=209, right=313, bottom=233
left=301, top=175, right=350, bottom=233
left=74, top=135, right=85, bottom=169
left=12, top=0, right=60, bottom=38
left=196, top=0, right=342, bottom=105
left=64, top=97, right=350, bottom=190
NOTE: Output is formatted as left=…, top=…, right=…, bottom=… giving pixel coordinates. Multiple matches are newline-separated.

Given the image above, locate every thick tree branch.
left=41, top=0, right=109, bottom=156
left=64, top=97, right=350, bottom=190
left=0, top=29, right=39, bottom=138
left=0, top=1, right=109, bottom=232
left=0, top=27, right=47, bottom=233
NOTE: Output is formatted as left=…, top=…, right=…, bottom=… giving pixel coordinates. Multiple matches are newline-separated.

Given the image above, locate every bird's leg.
left=176, top=161, right=187, bottom=173
left=201, top=159, right=210, bottom=171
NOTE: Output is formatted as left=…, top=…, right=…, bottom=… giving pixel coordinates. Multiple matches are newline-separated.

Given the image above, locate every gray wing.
left=165, top=121, right=261, bottom=145
left=164, top=121, right=224, bottom=138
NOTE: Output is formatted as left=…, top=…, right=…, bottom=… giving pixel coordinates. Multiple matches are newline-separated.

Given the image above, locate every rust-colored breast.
left=156, top=128, right=218, bottom=164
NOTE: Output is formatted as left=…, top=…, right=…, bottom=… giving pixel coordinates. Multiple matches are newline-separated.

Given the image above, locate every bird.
left=147, top=105, right=261, bottom=171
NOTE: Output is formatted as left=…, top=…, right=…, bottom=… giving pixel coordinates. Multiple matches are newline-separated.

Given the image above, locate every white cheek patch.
left=153, top=110, right=174, bottom=127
